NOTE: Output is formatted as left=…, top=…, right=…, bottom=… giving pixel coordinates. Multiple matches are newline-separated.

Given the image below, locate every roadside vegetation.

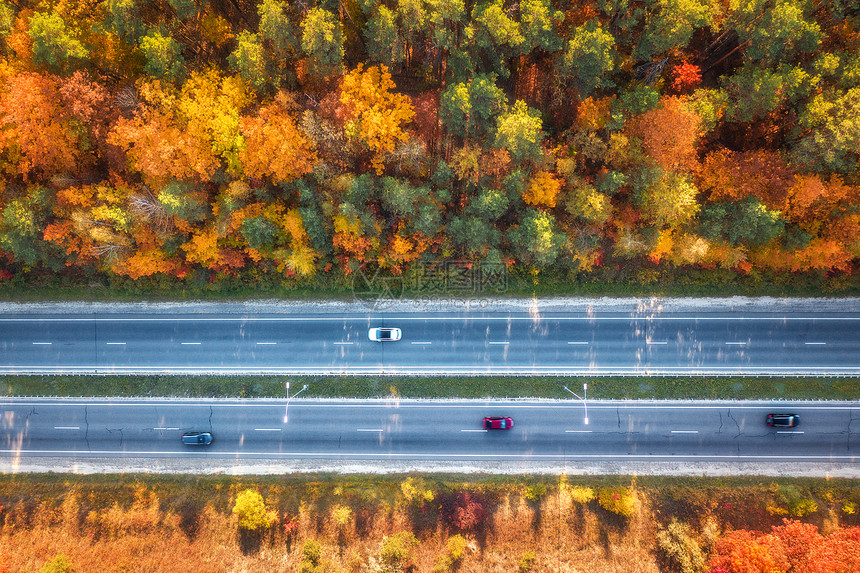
left=2, top=374, right=858, bottom=401
left=1, top=1, right=859, bottom=298
left=0, top=473, right=858, bottom=572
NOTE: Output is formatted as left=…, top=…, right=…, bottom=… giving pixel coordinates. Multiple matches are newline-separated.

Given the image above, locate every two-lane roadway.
left=2, top=311, right=860, bottom=374
left=2, top=399, right=858, bottom=464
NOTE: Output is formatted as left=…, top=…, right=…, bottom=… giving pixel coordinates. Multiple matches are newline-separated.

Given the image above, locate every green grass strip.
left=1, top=374, right=857, bottom=401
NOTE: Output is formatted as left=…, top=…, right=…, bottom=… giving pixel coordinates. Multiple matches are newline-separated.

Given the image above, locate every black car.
left=181, top=431, right=213, bottom=445
left=767, top=414, right=800, bottom=427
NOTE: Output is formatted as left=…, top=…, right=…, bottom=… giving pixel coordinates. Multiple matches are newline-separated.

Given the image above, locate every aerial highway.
left=1, top=309, right=859, bottom=375
left=0, top=398, right=857, bottom=465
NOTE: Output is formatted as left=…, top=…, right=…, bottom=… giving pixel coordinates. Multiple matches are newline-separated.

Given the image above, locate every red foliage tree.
left=447, top=491, right=487, bottom=531
left=672, top=62, right=702, bottom=92
left=708, top=520, right=860, bottom=573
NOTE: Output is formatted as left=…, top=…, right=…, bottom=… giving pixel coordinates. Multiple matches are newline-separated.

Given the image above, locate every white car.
left=369, top=327, right=401, bottom=341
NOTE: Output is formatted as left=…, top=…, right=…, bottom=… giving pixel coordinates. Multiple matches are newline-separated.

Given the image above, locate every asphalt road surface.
left=1, top=399, right=857, bottom=465
left=1, top=311, right=859, bottom=374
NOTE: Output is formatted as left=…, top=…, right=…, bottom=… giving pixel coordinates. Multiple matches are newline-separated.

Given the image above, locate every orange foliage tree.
left=624, top=96, right=701, bottom=173
left=108, top=100, right=220, bottom=184
left=784, top=175, right=857, bottom=231
left=340, top=64, right=415, bottom=174
left=108, top=72, right=252, bottom=184
left=45, top=184, right=135, bottom=268
left=238, top=96, right=317, bottom=183
left=698, top=149, right=796, bottom=210
left=0, top=72, right=88, bottom=180
left=523, top=171, right=562, bottom=209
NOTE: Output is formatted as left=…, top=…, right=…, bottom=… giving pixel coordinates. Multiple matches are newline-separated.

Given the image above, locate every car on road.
left=181, top=431, right=213, bottom=445
left=483, top=416, right=514, bottom=430
left=369, top=327, right=401, bottom=341
left=767, top=413, right=800, bottom=427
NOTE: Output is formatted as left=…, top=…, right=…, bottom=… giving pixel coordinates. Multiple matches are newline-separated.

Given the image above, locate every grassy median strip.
left=1, top=374, right=857, bottom=400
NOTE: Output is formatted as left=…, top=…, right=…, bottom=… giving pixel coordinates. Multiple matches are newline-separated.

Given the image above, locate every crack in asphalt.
left=208, top=406, right=213, bottom=431
left=718, top=411, right=724, bottom=434
left=848, top=411, right=859, bottom=452
left=22, top=407, right=37, bottom=426
left=726, top=409, right=742, bottom=438
left=616, top=407, right=621, bottom=430
left=105, top=428, right=124, bottom=449
left=84, top=406, right=91, bottom=451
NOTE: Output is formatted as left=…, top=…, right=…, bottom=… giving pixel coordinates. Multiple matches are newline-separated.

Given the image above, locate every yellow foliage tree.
left=340, top=64, right=414, bottom=174
left=181, top=226, right=220, bottom=267
left=112, top=246, right=177, bottom=279
left=523, top=171, right=561, bottom=209
left=108, top=72, right=252, bottom=183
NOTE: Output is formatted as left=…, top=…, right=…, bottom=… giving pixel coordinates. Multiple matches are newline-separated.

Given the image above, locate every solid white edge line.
left=565, top=430, right=593, bottom=433
left=671, top=430, right=699, bottom=434
left=254, top=428, right=281, bottom=432
left=357, top=428, right=383, bottom=432
left=410, top=342, right=432, bottom=345
left=4, top=402, right=859, bottom=410
left=31, top=342, right=52, bottom=345
left=567, top=342, right=589, bottom=345
left=488, top=341, right=509, bottom=345
left=5, top=367, right=859, bottom=374
left=0, top=449, right=855, bottom=460
left=180, top=342, right=202, bottom=345
left=805, top=342, right=826, bottom=345
left=461, top=429, right=488, bottom=432
left=152, top=427, right=180, bottom=430
left=6, top=316, right=860, bottom=322
left=256, top=342, right=277, bottom=345
left=53, top=426, right=79, bottom=430
left=105, top=342, right=126, bottom=345
left=776, top=431, right=805, bottom=434
left=333, top=342, right=354, bottom=345
left=725, top=342, right=747, bottom=345
left=647, top=341, right=668, bottom=345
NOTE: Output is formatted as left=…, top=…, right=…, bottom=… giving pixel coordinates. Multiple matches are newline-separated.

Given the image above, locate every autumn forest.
left=0, top=0, right=859, bottom=290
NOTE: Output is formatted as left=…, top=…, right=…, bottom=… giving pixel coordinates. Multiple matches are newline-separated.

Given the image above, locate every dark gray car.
left=767, top=414, right=800, bottom=427
left=181, top=431, right=213, bottom=445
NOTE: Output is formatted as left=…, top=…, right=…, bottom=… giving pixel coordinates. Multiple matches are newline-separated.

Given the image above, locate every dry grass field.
left=0, top=474, right=857, bottom=572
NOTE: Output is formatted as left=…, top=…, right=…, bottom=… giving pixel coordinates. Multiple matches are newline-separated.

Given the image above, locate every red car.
left=483, top=416, right=514, bottom=430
